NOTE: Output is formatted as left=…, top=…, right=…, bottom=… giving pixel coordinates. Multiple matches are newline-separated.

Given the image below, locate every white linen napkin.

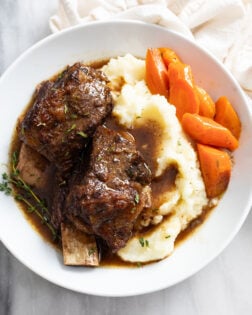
left=50, top=0, right=252, bottom=100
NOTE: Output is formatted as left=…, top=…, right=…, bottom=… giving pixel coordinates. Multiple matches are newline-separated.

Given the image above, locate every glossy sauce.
left=10, top=136, right=60, bottom=248
left=9, top=61, right=215, bottom=267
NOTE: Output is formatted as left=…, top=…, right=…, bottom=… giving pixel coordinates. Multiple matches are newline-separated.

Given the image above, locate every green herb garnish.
left=139, top=237, right=149, bottom=248
left=0, top=173, right=12, bottom=195
left=66, top=123, right=76, bottom=133
left=77, top=131, right=88, bottom=138
left=0, top=152, right=59, bottom=241
left=58, top=71, right=64, bottom=79
left=139, top=237, right=145, bottom=247
left=134, top=193, right=140, bottom=204
left=70, top=114, right=78, bottom=119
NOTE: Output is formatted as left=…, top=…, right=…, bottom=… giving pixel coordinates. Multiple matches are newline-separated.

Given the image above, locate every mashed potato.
left=102, top=54, right=208, bottom=263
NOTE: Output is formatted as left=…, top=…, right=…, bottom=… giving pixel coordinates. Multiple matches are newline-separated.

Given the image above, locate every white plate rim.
left=0, top=20, right=252, bottom=297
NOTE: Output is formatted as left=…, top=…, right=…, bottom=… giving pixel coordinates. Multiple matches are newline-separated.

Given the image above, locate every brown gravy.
left=10, top=136, right=60, bottom=249
left=9, top=61, right=215, bottom=268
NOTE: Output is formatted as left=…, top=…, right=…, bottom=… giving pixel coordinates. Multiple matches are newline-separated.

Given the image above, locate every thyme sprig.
left=0, top=152, right=59, bottom=240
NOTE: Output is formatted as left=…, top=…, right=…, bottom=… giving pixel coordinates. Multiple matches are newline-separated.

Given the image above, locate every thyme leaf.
left=77, top=131, right=88, bottom=138
left=66, top=124, right=76, bottom=133
left=70, top=114, right=78, bottom=119
left=0, top=173, right=12, bottom=195
left=134, top=193, right=140, bottom=204
left=139, top=237, right=145, bottom=247
left=139, top=237, right=149, bottom=248
left=58, top=71, right=64, bottom=79
left=0, top=152, right=60, bottom=241
left=64, top=104, right=68, bottom=114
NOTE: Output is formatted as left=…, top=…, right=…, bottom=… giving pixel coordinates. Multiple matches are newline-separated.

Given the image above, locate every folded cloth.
left=50, top=0, right=252, bottom=99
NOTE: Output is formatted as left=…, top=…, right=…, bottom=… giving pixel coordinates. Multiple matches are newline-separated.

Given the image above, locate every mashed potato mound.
left=102, top=54, right=208, bottom=263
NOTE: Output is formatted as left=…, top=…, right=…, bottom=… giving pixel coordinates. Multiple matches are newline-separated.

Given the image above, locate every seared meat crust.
left=19, top=63, right=113, bottom=173
left=66, top=126, right=152, bottom=252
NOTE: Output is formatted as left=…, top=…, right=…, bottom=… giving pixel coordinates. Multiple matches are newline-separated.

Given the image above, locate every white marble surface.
left=0, top=1, right=252, bottom=314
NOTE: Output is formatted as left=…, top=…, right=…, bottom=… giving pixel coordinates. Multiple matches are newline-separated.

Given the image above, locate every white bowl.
left=0, top=21, right=252, bottom=297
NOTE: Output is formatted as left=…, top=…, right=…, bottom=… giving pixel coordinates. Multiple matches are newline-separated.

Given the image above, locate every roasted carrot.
left=145, top=48, right=169, bottom=99
left=197, top=86, right=216, bottom=118
left=168, top=62, right=199, bottom=120
left=182, top=113, right=239, bottom=151
left=197, top=144, right=231, bottom=198
left=159, top=47, right=182, bottom=68
left=215, top=96, right=241, bottom=140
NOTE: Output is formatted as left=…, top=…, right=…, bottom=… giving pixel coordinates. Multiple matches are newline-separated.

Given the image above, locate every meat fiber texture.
left=102, top=54, right=208, bottom=263
left=65, top=125, right=151, bottom=252
left=20, top=63, right=113, bottom=175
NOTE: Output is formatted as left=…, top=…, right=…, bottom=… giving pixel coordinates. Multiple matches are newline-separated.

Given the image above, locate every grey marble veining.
left=0, top=0, right=252, bottom=314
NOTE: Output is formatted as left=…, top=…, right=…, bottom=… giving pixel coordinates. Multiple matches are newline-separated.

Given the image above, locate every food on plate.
left=61, top=222, right=99, bottom=266
left=167, top=61, right=200, bottom=121
left=145, top=48, right=169, bottom=99
left=197, top=144, right=231, bottom=198
left=145, top=47, right=240, bottom=198
left=104, top=54, right=208, bottom=262
left=215, top=96, right=241, bottom=139
left=197, top=86, right=216, bottom=119
left=159, top=47, right=182, bottom=67
left=65, top=125, right=151, bottom=252
left=182, top=113, right=239, bottom=151
left=0, top=48, right=241, bottom=267
left=19, top=63, right=113, bottom=174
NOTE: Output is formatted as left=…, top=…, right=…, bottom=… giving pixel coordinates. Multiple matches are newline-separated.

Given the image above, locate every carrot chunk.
left=215, top=96, right=241, bottom=140
left=182, top=113, right=239, bottom=151
left=145, top=48, right=169, bottom=99
left=159, top=47, right=182, bottom=68
left=197, top=144, right=231, bottom=198
left=197, top=86, right=216, bottom=118
left=168, top=62, right=199, bottom=121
